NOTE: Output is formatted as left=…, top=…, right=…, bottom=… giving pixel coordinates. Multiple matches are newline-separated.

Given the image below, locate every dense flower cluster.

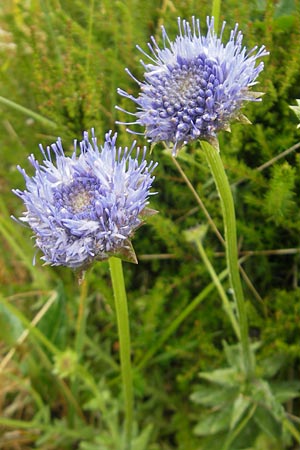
left=117, top=16, right=268, bottom=154
left=13, top=130, right=157, bottom=268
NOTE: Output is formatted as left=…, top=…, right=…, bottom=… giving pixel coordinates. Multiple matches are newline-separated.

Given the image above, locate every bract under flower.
left=13, top=130, right=157, bottom=268
left=117, top=16, right=269, bottom=155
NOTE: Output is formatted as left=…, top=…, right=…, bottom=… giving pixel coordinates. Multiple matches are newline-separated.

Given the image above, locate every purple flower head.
left=13, top=130, right=157, bottom=269
left=117, top=16, right=269, bottom=155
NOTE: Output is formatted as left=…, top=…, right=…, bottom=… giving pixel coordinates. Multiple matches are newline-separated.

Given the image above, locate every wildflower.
left=117, top=16, right=268, bottom=154
left=13, top=130, right=157, bottom=269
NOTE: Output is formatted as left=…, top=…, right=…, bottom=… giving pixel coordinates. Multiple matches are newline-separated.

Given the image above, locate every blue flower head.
left=13, top=130, right=157, bottom=269
left=117, top=17, right=269, bottom=155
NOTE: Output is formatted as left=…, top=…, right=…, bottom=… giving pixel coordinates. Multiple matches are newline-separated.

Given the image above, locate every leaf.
left=132, top=424, right=153, bottom=450
left=139, top=207, right=159, bottom=218
left=199, top=367, right=240, bottom=387
left=259, top=353, right=288, bottom=378
left=252, top=433, right=283, bottom=450
left=193, top=406, right=232, bottom=436
left=0, top=297, right=24, bottom=345
left=223, top=342, right=244, bottom=371
left=253, top=406, right=282, bottom=440
left=37, top=284, right=67, bottom=349
left=223, top=341, right=261, bottom=371
left=271, top=381, right=300, bottom=403
left=108, top=239, right=138, bottom=264
left=230, top=394, right=252, bottom=430
left=190, top=385, right=238, bottom=407
left=290, top=99, right=300, bottom=127
left=251, top=379, right=285, bottom=423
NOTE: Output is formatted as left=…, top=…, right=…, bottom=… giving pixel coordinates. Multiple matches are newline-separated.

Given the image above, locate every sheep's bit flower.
left=117, top=16, right=269, bottom=154
left=13, top=130, right=157, bottom=269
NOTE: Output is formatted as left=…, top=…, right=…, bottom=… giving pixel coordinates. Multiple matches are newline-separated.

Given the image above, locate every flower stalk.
left=201, top=140, right=253, bottom=377
left=109, top=256, right=133, bottom=450
left=211, top=0, right=221, bottom=31
left=75, top=277, right=88, bottom=358
left=194, top=236, right=240, bottom=340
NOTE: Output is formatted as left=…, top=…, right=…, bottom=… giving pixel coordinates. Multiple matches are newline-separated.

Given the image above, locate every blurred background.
left=0, top=0, right=300, bottom=449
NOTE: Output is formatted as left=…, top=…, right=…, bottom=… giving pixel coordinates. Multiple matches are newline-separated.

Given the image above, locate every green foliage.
left=191, top=343, right=300, bottom=450
left=257, top=289, right=300, bottom=363
left=264, top=162, right=296, bottom=225
left=289, top=99, right=300, bottom=128
left=1, top=0, right=300, bottom=448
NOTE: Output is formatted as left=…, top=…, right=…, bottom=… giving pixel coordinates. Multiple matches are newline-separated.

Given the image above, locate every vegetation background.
left=0, top=0, right=300, bottom=449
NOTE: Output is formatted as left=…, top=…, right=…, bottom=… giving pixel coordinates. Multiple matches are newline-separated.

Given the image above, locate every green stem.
left=69, top=278, right=89, bottom=425
left=109, top=257, right=133, bottom=450
left=201, top=141, right=253, bottom=377
left=0, top=96, right=57, bottom=128
left=75, top=278, right=88, bottom=358
left=171, top=155, right=224, bottom=243
left=195, top=238, right=240, bottom=340
left=211, top=0, right=221, bottom=31
left=171, top=154, right=263, bottom=305
left=283, top=417, right=300, bottom=444
left=222, top=404, right=257, bottom=450
left=0, top=417, right=91, bottom=440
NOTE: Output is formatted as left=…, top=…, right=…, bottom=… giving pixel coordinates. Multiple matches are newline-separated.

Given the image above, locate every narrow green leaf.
left=37, top=283, right=67, bottom=349
left=0, top=96, right=57, bottom=128
left=230, top=394, right=251, bottom=430
left=0, top=300, right=24, bottom=345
